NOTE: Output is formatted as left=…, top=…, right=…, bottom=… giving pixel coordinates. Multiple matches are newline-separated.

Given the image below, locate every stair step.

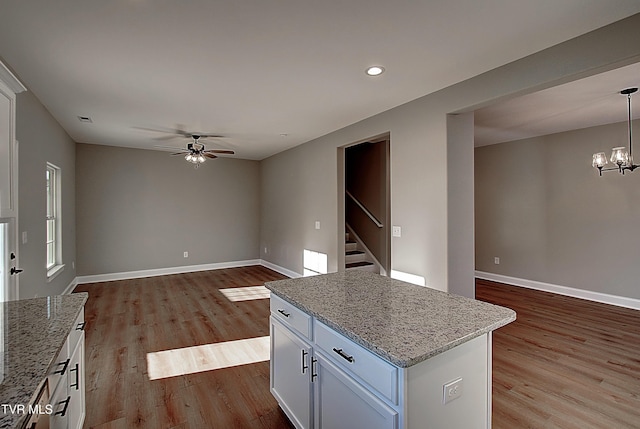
left=346, top=261, right=374, bottom=268
left=345, top=250, right=366, bottom=264
left=346, top=261, right=378, bottom=272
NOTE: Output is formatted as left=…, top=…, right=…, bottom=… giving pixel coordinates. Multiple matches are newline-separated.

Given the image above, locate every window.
left=46, top=163, right=63, bottom=280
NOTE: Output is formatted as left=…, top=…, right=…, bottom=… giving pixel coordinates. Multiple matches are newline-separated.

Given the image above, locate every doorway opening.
left=338, top=134, right=390, bottom=275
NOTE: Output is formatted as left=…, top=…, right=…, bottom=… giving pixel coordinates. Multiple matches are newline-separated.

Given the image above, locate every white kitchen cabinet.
left=314, top=352, right=398, bottom=429
left=66, top=332, right=85, bottom=429
left=270, top=317, right=313, bottom=429
left=270, top=292, right=493, bottom=429
left=270, top=295, right=398, bottom=429
left=48, top=308, right=86, bottom=429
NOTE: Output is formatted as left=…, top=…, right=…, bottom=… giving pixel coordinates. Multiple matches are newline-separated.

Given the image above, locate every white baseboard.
left=76, top=259, right=262, bottom=284
left=72, top=259, right=302, bottom=286
left=62, top=277, right=79, bottom=295
left=475, top=271, right=640, bottom=311
left=260, top=260, right=302, bottom=279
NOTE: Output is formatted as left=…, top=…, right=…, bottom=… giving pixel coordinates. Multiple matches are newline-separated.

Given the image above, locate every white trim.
left=0, top=61, right=26, bottom=94
left=475, top=271, right=640, bottom=311
left=76, top=259, right=261, bottom=284
left=62, top=277, right=79, bottom=295
left=71, top=259, right=301, bottom=286
left=259, top=260, right=301, bottom=279
left=46, top=263, right=65, bottom=283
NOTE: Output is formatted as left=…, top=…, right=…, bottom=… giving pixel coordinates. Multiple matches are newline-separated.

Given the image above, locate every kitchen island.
left=265, top=271, right=515, bottom=429
left=0, top=293, right=88, bottom=429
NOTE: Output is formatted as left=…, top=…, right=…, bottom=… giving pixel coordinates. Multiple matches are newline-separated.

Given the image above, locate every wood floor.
left=74, top=268, right=640, bottom=428
left=74, top=266, right=294, bottom=429
left=476, top=279, right=640, bottom=429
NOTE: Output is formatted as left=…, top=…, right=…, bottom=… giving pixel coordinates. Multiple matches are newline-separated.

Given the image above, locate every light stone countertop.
left=265, top=271, right=515, bottom=368
left=0, top=293, right=88, bottom=429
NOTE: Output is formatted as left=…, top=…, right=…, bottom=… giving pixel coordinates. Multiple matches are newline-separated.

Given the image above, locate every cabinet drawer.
left=314, top=320, right=398, bottom=405
left=48, top=336, right=70, bottom=396
left=270, top=294, right=312, bottom=340
left=68, top=309, right=85, bottom=352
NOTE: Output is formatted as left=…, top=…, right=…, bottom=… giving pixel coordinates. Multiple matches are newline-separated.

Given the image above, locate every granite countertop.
left=265, top=271, right=515, bottom=368
left=0, top=293, right=88, bottom=429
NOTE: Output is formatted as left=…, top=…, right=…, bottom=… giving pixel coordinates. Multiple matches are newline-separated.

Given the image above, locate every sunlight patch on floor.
left=146, top=336, right=270, bottom=380
left=219, top=285, right=271, bottom=301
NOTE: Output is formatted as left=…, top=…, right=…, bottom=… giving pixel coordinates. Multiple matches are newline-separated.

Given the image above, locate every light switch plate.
left=392, top=226, right=401, bottom=237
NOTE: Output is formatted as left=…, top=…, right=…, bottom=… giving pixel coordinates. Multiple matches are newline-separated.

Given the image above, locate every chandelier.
left=592, top=88, right=638, bottom=175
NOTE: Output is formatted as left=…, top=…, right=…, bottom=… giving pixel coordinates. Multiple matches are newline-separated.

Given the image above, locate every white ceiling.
left=474, top=62, right=640, bottom=147
left=1, top=1, right=639, bottom=160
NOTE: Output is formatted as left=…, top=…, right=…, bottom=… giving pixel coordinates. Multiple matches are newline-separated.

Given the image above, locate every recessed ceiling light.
left=365, top=66, right=385, bottom=76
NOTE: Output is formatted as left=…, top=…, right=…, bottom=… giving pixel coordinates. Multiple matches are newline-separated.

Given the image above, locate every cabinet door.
left=66, top=334, right=85, bottom=429
left=314, top=353, right=398, bottom=429
left=270, top=317, right=313, bottom=429
left=49, top=380, right=70, bottom=429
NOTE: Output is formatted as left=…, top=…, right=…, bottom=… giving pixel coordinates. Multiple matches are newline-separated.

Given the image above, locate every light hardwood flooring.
left=74, top=265, right=293, bottom=429
left=74, top=268, right=640, bottom=428
left=476, top=279, right=640, bottom=429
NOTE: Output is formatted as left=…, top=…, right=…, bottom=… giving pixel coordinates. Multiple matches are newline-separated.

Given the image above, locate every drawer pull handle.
left=54, top=358, right=71, bottom=375
left=301, top=350, right=308, bottom=374
left=311, top=357, right=318, bottom=382
left=70, top=363, right=80, bottom=389
left=333, top=348, right=354, bottom=363
left=277, top=309, right=290, bottom=318
left=55, top=396, right=71, bottom=417
left=76, top=321, right=86, bottom=331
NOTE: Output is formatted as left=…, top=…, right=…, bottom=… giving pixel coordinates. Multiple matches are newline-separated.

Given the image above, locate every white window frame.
left=46, top=163, right=64, bottom=280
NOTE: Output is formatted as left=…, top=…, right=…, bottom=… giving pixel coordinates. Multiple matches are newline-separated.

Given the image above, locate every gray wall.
left=260, top=14, right=640, bottom=295
left=16, top=89, right=77, bottom=298
left=76, top=143, right=260, bottom=276
left=475, top=120, right=640, bottom=300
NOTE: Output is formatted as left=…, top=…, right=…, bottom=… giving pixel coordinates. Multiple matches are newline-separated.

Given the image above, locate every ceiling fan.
left=156, top=134, right=235, bottom=168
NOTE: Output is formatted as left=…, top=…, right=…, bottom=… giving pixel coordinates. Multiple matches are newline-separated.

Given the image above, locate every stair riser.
left=345, top=253, right=367, bottom=264
left=346, top=264, right=378, bottom=273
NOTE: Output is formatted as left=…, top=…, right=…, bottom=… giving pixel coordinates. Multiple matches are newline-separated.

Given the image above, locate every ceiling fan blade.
left=197, top=133, right=225, bottom=139
left=203, top=153, right=218, bottom=159
left=154, top=145, right=186, bottom=150
left=205, top=149, right=235, bottom=155
left=170, top=152, right=188, bottom=156
left=153, top=134, right=179, bottom=141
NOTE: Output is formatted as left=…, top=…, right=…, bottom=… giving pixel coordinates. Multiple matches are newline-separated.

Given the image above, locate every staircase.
left=345, top=231, right=379, bottom=273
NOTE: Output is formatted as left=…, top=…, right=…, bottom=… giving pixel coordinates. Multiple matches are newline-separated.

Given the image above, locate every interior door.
left=0, top=218, right=17, bottom=302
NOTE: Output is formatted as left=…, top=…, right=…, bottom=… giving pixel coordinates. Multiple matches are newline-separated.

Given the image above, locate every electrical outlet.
left=184, top=251, right=189, bottom=258
left=392, top=226, right=401, bottom=237
left=494, top=257, right=500, bottom=265
left=22, top=231, right=27, bottom=244
left=443, top=377, right=463, bottom=404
